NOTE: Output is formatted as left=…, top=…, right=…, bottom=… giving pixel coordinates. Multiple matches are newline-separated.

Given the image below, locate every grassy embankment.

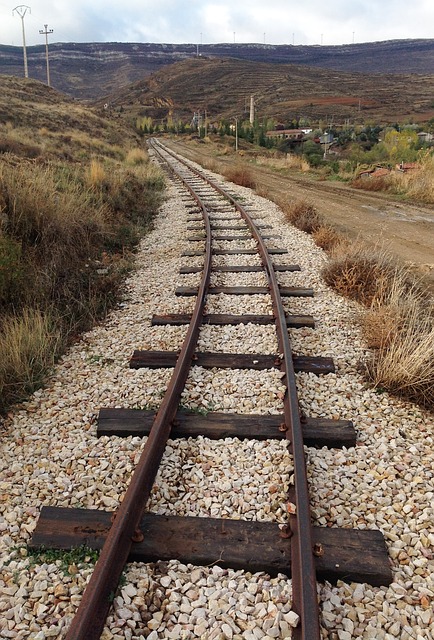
left=0, top=77, right=165, bottom=413
left=281, top=200, right=433, bottom=409
left=195, top=143, right=433, bottom=409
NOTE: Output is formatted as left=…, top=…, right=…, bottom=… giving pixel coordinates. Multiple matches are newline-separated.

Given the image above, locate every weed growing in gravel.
left=27, top=545, right=100, bottom=574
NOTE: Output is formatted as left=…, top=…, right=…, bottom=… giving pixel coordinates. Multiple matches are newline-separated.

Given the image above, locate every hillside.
left=1, top=39, right=434, bottom=100
left=103, top=57, right=434, bottom=125
left=0, top=75, right=139, bottom=160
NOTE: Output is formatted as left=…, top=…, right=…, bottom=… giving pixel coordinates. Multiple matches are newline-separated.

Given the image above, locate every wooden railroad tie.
left=97, top=408, right=356, bottom=448
left=129, top=350, right=335, bottom=374
left=183, top=248, right=287, bottom=256
left=179, top=265, right=301, bottom=273
left=187, top=234, right=280, bottom=241
left=175, top=286, right=314, bottom=297
left=30, top=507, right=392, bottom=588
left=151, top=313, right=315, bottom=329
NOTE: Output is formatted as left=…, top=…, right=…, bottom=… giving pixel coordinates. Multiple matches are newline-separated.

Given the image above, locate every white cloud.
left=0, top=0, right=433, bottom=47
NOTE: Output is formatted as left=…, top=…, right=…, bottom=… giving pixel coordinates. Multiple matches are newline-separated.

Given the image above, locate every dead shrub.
left=282, top=200, right=323, bottom=234
left=255, top=184, right=271, bottom=200
left=322, top=244, right=401, bottom=306
left=312, top=225, right=344, bottom=253
left=323, top=240, right=433, bottom=407
left=365, top=307, right=434, bottom=408
left=224, top=166, right=256, bottom=190
left=351, top=176, right=390, bottom=192
left=362, top=306, right=401, bottom=350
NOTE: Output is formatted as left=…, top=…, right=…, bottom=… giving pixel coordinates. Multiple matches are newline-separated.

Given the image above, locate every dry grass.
left=281, top=200, right=324, bottom=234
left=0, top=309, right=62, bottom=412
left=322, top=243, right=403, bottom=306
left=126, top=148, right=148, bottom=165
left=351, top=153, right=434, bottom=204
left=87, top=159, right=106, bottom=188
left=255, top=154, right=310, bottom=172
left=1, top=162, right=109, bottom=266
left=365, top=301, right=434, bottom=407
left=312, top=225, right=345, bottom=253
left=351, top=175, right=390, bottom=192
left=322, top=241, right=433, bottom=408
left=390, top=153, right=434, bottom=203
left=199, top=157, right=222, bottom=174
left=224, top=166, right=257, bottom=190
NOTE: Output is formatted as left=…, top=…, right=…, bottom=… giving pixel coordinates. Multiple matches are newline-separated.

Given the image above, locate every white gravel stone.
left=0, top=147, right=433, bottom=639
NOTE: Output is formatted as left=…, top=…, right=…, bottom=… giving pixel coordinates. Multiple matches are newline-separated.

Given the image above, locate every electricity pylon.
left=13, top=5, right=31, bottom=78
left=39, top=24, right=54, bottom=86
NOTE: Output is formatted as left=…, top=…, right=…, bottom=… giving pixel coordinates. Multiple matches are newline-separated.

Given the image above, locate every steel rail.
left=65, top=145, right=212, bottom=640
left=153, top=139, right=320, bottom=639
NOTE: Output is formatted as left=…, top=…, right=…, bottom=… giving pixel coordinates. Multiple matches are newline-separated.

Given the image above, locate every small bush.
left=224, top=166, right=256, bottom=190
left=312, top=225, right=344, bottom=253
left=126, top=148, right=148, bottom=165
left=365, top=307, right=434, bottom=408
left=282, top=200, right=323, bottom=234
left=351, top=176, right=390, bottom=192
left=0, top=308, right=62, bottom=412
left=322, top=241, right=433, bottom=408
left=322, top=244, right=401, bottom=306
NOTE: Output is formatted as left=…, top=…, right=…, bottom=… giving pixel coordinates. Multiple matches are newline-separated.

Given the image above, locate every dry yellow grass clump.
left=352, top=152, right=434, bottom=204
left=390, top=152, right=434, bottom=203
left=280, top=197, right=433, bottom=408
left=323, top=243, right=433, bottom=408
left=0, top=309, right=61, bottom=409
left=255, top=153, right=310, bottom=173
left=281, top=200, right=324, bottom=235
left=224, top=166, right=257, bottom=190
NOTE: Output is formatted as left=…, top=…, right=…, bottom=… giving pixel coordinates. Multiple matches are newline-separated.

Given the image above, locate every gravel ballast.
left=0, top=156, right=433, bottom=640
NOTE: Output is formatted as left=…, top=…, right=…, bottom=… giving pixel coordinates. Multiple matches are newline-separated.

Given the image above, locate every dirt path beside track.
left=165, top=139, right=434, bottom=291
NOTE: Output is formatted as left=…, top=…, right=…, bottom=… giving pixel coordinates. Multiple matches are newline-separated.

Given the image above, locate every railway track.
left=30, top=139, right=392, bottom=639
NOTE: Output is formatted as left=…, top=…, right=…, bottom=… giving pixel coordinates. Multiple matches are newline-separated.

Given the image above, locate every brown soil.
left=164, top=138, right=434, bottom=292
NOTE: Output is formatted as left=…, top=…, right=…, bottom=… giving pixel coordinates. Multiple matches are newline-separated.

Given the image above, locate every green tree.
left=381, top=129, right=419, bottom=163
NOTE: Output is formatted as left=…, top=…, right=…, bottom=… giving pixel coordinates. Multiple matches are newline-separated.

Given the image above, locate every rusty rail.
left=65, top=138, right=320, bottom=639
left=151, top=139, right=320, bottom=639
left=65, top=147, right=213, bottom=640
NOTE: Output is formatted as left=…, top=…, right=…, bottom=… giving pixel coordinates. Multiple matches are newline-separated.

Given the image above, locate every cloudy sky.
left=0, top=0, right=433, bottom=47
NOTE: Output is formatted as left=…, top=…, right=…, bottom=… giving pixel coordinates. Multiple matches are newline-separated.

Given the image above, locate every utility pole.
left=235, top=117, right=238, bottom=152
left=39, top=24, right=53, bottom=86
left=13, top=5, right=31, bottom=78
left=249, top=96, right=255, bottom=125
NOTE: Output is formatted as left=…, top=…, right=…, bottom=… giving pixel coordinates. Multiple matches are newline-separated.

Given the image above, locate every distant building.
left=395, top=162, right=417, bottom=172
left=266, top=129, right=305, bottom=141
left=319, top=132, right=334, bottom=145
left=417, top=132, right=434, bottom=144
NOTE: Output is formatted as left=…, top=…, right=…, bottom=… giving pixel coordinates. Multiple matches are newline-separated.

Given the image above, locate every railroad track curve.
left=30, top=138, right=392, bottom=639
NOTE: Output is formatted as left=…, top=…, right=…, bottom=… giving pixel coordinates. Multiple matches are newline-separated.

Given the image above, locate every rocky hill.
left=102, top=56, right=434, bottom=126
left=1, top=39, right=434, bottom=101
